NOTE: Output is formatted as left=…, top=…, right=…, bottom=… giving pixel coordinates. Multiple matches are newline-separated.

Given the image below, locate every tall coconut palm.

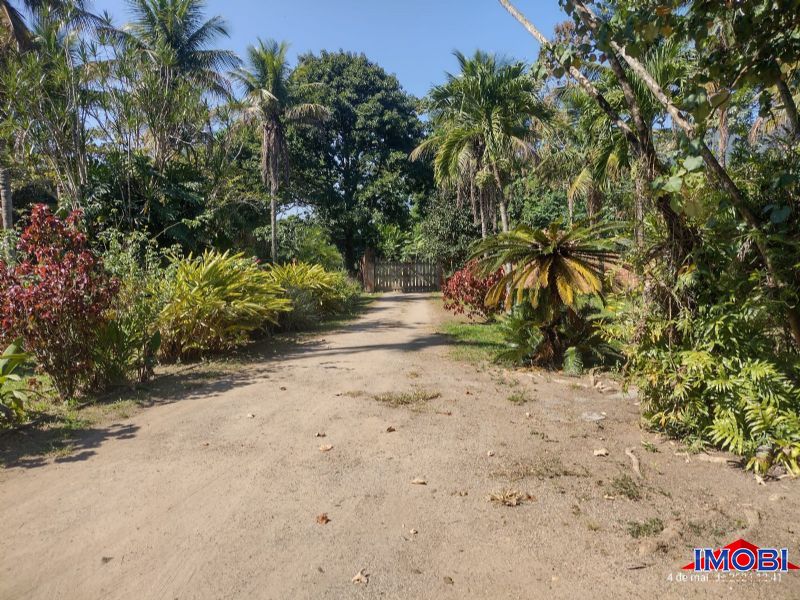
left=110, top=0, right=238, bottom=171
left=231, top=38, right=328, bottom=262
left=1, top=0, right=94, bottom=230
left=121, top=0, right=238, bottom=95
left=413, top=51, right=550, bottom=235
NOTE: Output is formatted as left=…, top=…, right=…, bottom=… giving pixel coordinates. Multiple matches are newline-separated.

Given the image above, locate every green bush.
left=257, top=216, right=344, bottom=271
left=265, top=262, right=361, bottom=330
left=95, top=231, right=172, bottom=386
left=496, top=296, right=619, bottom=369
left=0, top=340, right=31, bottom=426
left=159, top=251, right=291, bottom=360
left=604, top=294, right=800, bottom=475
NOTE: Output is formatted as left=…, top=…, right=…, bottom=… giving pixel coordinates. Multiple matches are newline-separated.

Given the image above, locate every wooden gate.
left=361, top=251, right=441, bottom=293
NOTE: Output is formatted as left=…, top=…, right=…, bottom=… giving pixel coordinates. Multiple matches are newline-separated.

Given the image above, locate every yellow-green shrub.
left=159, top=251, right=291, bottom=360
left=265, top=262, right=360, bottom=329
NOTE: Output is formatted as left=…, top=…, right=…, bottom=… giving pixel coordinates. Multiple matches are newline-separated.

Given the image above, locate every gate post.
left=361, top=248, right=376, bottom=292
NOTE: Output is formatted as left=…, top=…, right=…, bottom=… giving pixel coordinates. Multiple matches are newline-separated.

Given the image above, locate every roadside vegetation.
left=432, top=1, right=800, bottom=477
left=1, top=0, right=799, bottom=479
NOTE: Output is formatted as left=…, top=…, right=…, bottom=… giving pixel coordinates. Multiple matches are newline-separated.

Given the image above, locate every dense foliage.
left=265, top=262, right=360, bottom=330
left=158, top=250, right=290, bottom=361
left=0, top=339, right=30, bottom=424
left=288, top=50, right=432, bottom=267
left=442, top=261, right=503, bottom=321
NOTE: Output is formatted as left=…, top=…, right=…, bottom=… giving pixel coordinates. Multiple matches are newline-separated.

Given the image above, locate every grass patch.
left=372, top=388, right=441, bottom=407
left=627, top=518, right=664, bottom=538
left=610, top=474, right=643, bottom=500
left=507, top=391, right=529, bottom=404
left=641, top=440, right=660, bottom=453
left=492, top=456, right=588, bottom=481
left=439, top=320, right=505, bottom=364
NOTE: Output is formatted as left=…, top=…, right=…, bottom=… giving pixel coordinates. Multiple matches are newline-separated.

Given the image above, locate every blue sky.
left=92, top=0, right=564, bottom=97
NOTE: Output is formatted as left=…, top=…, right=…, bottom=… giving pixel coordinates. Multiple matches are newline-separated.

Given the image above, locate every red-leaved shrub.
left=442, top=260, right=504, bottom=320
left=0, top=205, right=118, bottom=399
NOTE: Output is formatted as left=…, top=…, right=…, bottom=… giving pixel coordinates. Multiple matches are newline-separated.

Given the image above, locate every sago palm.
left=231, top=38, right=328, bottom=262
left=473, top=220, right=621, bottom=315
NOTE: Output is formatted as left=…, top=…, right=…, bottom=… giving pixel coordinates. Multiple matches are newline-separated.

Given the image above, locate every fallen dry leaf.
left=411, top=478, right=427, bottom=485
left=316, top=513, right=330, bottom=525
left=315, top=432, right=326, bottom=438
left=319, top=444, right=334, bottom=452
left=593, top=448, right=609, bottom=457
left=352, top=569, right=369, bottom=584
left=386, top=426, right=396, bottom=433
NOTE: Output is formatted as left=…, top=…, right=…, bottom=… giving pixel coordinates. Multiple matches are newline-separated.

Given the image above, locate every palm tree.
left=412, top=51, right=550, bottom=235
left=231, top=38, right=328, bottom=262
left=1, top=0, right=94, bottom=230
left=111, top=0, right=238, bottom=171
left=121, top=0, right=238, bottom=95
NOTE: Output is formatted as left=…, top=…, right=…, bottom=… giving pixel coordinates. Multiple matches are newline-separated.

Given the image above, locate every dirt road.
left=1, top=293, right=798, bottom=599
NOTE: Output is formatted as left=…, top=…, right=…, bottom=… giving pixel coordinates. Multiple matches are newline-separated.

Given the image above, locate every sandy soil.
left=1, top=293, right=798, bottom=599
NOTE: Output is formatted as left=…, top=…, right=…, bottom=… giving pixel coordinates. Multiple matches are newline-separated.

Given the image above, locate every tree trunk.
left=470, top=180, right=479, bottom=226
left=587, top=186, right=601, bottom=224
left=0, top=140, right=12, bottom=230
left=776, top=75, right=799, bottom=138
left=478, top=190, right=488, bottom=239
left=499, top=200, right=509, bottom=233
left=492, top=165, right=510, bottom=232
left=633, top=164, right=646, bottom=248
left=270, top=188, right=278, bottom=263
left=717, top=103, right=729, bottom=168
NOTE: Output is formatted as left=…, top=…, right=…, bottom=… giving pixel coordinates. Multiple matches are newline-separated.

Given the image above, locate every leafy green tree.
left=287, top=50, right=430, bottom=269
left=417, top=194, right=480, bottom=273
left=231, top=38, right=328, bottom=262
left=0, top=0, right=94, bottom=229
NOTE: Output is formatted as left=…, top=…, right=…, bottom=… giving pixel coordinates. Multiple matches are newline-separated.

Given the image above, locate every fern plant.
left=605, top=293, right=800, bottom=475
left=496, top=294, right=620, bottom=368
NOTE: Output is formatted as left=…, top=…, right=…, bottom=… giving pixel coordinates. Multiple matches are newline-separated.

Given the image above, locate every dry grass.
left=371, top=388, right=441, bottom=407
left=491, top=456, right=588, bottom=481
left=506, top=391, right=529, bottom=405
left=487, top=488, right=533, bottom=507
